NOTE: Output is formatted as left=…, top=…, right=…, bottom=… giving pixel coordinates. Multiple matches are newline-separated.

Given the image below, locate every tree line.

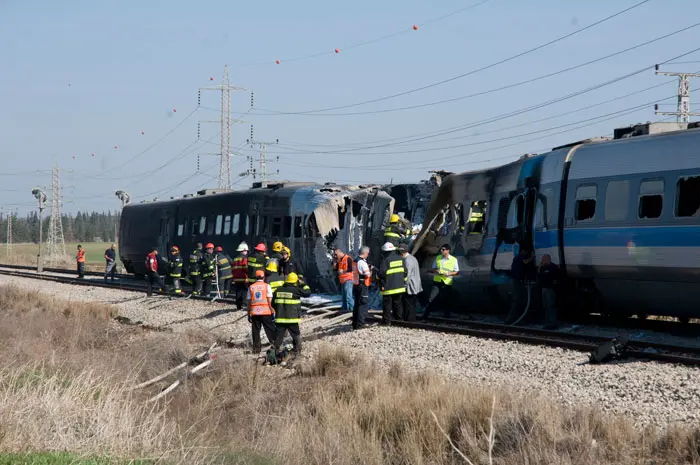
left=0, top=211, right=121, bottom=244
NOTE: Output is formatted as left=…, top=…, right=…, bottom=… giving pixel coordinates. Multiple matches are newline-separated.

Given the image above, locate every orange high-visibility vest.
left=335, top=254, right=354, bottom=284
left=77, top=250, right=86, bottom=263
left=248, top=281, right=273, bottom=316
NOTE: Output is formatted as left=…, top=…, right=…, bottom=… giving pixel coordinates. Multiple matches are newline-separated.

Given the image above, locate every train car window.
left=199, top=216, right=206, bottom=235
left=177, top=224, right=184, bottom=237
left=307, top=214, right=319, bottom=238
left=250, top=215, right=257, bottom=236
left=575, top=185, right=597, bottom=222
left=337, top=205, right=346, bottom=230
left=467, top=201, right=486, bottom=234
left=639, top=179, right=664, bottom=219
left=283, top=216, right=292, bottom=238
left=215, top=215, right=223, bottom=235
left=497, top=196, right=510, bottom=230
left=604, top=181, right=629, bottom=221
left=223, top=215, right=231, bottom=235
left=207, top=216, right=214, bottom=235
left=294, top=216, right=303, bottom=238
left=542, top=188, right=554, bottom=225
left=260, top=216, right=269, bottom=236
left=232, top=214, right=240, bottom=234
left=272, top=217, right=282, bottom=237
left=675, top=176, right=700, bottom=217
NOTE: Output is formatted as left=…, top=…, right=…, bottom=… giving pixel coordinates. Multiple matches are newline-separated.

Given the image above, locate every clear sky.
left=1, top=0, right=699, bottom=214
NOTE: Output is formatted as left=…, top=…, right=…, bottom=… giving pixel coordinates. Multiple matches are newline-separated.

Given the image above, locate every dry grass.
left=0, top=242, right=114, bottom=271
left=0, top=285, right=699, bottom=464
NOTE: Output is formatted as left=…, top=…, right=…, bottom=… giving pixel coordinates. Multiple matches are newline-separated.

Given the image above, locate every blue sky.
left=1, top=0, right=699, bottom=213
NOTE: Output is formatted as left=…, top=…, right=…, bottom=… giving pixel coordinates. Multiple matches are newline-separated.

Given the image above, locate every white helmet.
left=236, top=242, right=249, bottom=252
left=381, top=242, right=396, bottom=252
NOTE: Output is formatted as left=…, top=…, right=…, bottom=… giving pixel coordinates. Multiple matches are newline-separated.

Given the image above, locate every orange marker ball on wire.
left=276, top=60, right=280, bottom=64
left=334, top=48, right=340, bottom=53
left=210, top=77, right=214, bottom=81
left=172, top=108, right=177, bottom=113
left=413, top=24, right=419, bottom=30
left=114, top=145, right=118, bottom=149
left=141, top=130, right=145, bottom=135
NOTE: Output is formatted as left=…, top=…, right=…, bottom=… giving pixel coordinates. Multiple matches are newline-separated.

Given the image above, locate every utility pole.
left=114, top=190, right=130, bottom=245
left=246, top=125, right=279, bottom=187
left=46, top=164, right=66, bottom=265
left=198, top=65, right=246, bottom=190
left=31, top=188, right=47, bottom=272
left=654, top=65, right=700, bottom=123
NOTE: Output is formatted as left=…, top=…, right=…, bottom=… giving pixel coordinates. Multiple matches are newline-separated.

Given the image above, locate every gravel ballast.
left=1, top=274, right=698, bottom=428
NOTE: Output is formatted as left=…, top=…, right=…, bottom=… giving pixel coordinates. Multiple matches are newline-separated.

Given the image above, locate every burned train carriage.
left=412, top=122, right=700, bottom=321
left=118, top=182, right=393, bottom=293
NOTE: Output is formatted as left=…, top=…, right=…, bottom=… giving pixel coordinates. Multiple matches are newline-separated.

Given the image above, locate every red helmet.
left=205, top=243, right=215, bottom=249
left=254, top=243, right=267, bottom=252
left=215, top=246, right=223, bottom=252
left=170, top=246, right=179, bottom=252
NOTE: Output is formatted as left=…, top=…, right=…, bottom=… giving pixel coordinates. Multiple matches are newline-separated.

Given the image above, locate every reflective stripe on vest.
left=275, top=317, right=301, bottom=324
left=381, top=287, right=406, bottom=296
left=269, top=280, right=285, bottom=292
left=248, top=281, right=272, bottom=316
left=433, top=255, right=458, bottom=286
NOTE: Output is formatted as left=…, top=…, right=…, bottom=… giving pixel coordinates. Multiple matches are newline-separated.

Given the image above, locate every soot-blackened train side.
left=412, top=122, right=700, bottom=320
left=118, top=181, right=394, bottom=294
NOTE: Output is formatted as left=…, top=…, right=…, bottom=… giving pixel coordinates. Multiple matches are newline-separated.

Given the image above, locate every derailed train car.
left=118, top=181, right=393, bottom=294
left=411, top=122, right=700, bottom=320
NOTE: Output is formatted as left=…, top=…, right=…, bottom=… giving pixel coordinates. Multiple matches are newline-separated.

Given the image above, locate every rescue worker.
left=247, top=243, right=269, bottom=284
left=231, top=242, right=249, bottom=310
left=280, top=246, right=304, bottom=280
left=378, top=242, right=407, bottom=325
left=270, top=241, right=285, bottom=261
left=272, top=272, right=311, bottom=356
left=145, top=247, right=163, bottom=297
left=215, top=246, right=233, bottom=297
left=383, top=214, right=407, bottom=247
left=505, top=246, right=536, bottom=325
left=188, top=243, right=204, bottom=295
left=104, top=243, right=117, bottom=282
left=168, top=246, right=184, bottom=295
left=76, top=244, right=86, bottom=279
left=265, top=260, right=286, bottom=294
left=201, top=243, right=217, bottom=297
left=247, top=269, right=277, bottom=354
left=399, top=244, right=422, bottom=322
left=352, top=246, right=372, bottom=330
left=333, top=248, right=355, bottom=312
left=422, top=244, right=460, bottom=321
left=539, top=254, right=560, bottom=330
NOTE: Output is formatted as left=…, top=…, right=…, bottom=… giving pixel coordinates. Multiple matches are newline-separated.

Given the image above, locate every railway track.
left=2, top=264, right=700, bottom=367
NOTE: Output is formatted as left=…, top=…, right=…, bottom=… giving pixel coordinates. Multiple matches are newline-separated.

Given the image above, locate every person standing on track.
left=247, top=243, right=268, bottom=284
left=280, top=246, right=303, bottom=280
left=215, top=246, right=233, bottom=298
left=352, top=246, right=372, bottom=330
left=422, top=244, right=459, bottom=321
left=272, top=272, right=311, bottom=358
left=104, top=243, right=116, bottom=282
left=247, top=269, right=276, bottom=354
left=231, top=242, right=249, bottom=310
left=76, top=244, right=86, bottom=279
left=378, top=242, right=406, bottom=325
left=168, top=246, right=184, bottom=295
left=145, top=247, right=163, bottom=297
left=399, top=244, right=422, bottom=322
left=265, top=260, right=286, bottom=294
left=188, top=243, right=204, bottom=295
left=201, top=243, right=216, bottom=297
left=332, top=248, right=354, bottom=312
left=383, top=214, right=407, bottom=247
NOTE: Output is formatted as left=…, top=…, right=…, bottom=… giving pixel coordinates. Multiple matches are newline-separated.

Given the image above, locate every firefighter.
left=272, top=272, right=311, bottom=357
left=201, top=243, right=216, bottom=297
left=352, top=246, right=372, bottom=330
left=188, top=243, right=204, bottom=295
left=422, top=244, right=460, bottom=321
left=145, top=247, right=163, bottom=297
left=247, top=243, right=268, bottom=284
left=265, top=259, right=286, bottom=294
left=231, top=242, right=249, bottom=310
left=215, top=246, right=233, bottom=297
left=76, top=244, right=86, bottom=278
left=168, top=246, right=184, bottom=295
left=378, top=242, right=407, bottom=325
left=383, top=214, right=407, bottom=247
left=280, top=246, right=304, bottom=280
left=247, top=269, right=276, bottom=354
left=270, top=241, right=285, bottom=261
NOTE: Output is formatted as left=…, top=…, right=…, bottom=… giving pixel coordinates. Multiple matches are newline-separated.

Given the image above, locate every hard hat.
left=282, top=246, right=290, bottom=256
left=285, top=272, right=299, bottom=284
left=266, top=260, right=279, bottom=273
left=170, top=246, right=179, bottom=252
left=254, top=243, right=267, bottom=252
left=255, top=269, right=265, bottom=279
left=215, top=246, right=223, bottom=252
left=390, top=214, right=400, bottom=224
left=236, top=242, right=249, bottom=252
left=381, top=242, right=396, bottom=252
left=272, top=241, right=284, bottom=252
left=205, top=243, right=214, bottom=249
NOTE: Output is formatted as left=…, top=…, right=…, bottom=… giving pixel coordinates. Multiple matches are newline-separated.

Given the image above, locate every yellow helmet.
left=272, top=241, right=284, bottom=252
left=282, top=246, right=291, bottom=256
left=390, top=214, right=400, bottom=224
left=285, top=272, right=299, bottom=284
left=266, top=259, right=279, bottom=273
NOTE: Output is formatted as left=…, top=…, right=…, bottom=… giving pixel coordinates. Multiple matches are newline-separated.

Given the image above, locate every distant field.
left=0, top=242, right=116, bottom=271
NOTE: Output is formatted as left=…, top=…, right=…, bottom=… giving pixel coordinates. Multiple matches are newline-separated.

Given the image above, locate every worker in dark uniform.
left=247, top=269, right=276, bottom=354
left=145, top=247, right=163, bottom=297
left=76, top=244, right=86, bottom=279
left=104, top=243, right=117, bottom=282
left=270, top=241, right=284, bottom=262
left=167, top=246, right=184, bottom=295
left=272, top=272, right=311, bottom=356
left=505, top=246, right=536, bottom=325
left=265, top=260, right=286, bottom=294
left=231, top=242, right=249, bottom=310
left=383, top=214, right=407, bottom=247
left=215, top=246, right=233, bottom=298
left=188, top=242, right=204, bottom=295
left=280, top=246, right=304, bottom=280
left=378, top=242, right=406, bottom=325
left=352, top=245, right=372, bottom=330
left=201, top=243, right=216, bottom=297
left=422, top=244, right=460, bottom=321
left=539, top=254, right=560, bottom=330
left=247, top=243, right=269, bottom=284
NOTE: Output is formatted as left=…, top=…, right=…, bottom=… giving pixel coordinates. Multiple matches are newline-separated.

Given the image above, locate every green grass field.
left=0, top=242, right=116, bottom=271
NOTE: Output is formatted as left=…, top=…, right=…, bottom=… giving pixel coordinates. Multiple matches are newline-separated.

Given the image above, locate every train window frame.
left=496, top=196, right=510, bottom=230
left=638, top=179, right=664, bottom=220
left=467, top=201, right=487, bottom=235
left=260, top=216, right=269, bottom=236
left=604, top=180, right=630, bottom=222
left=294, top=216, right=303, bottom=238
left=674, top=175, right=700, bottom=218
left=575, top=184, right=597, bottom=222
left=199, top=216, right=207, bottom=235
left=177, top=224, right=184, bottom=237
left=223, top=215, right=231, bottom=235
left=250, top=215, right=257, bottom=236
left=215, top=215, right=223, bottom=235
left=232, top=214, right=240, bottom=234
left=207, top=216, right=215, bottom=235
left=272, top=217, right=282, bottom=237
left=283, top=216, right=292, bottom=238
left=541, top=188, right=554, bottom=226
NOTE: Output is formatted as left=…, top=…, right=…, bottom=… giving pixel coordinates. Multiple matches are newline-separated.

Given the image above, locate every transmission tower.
left=246, top=125, right=279, bottom=187
left=46, top=165, right=66, bottom=265
left=654, top=65, right=700, bottom=123
left=198, top=65, right=246, bottom=190
left=4, top=209, right=12, bottom=259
